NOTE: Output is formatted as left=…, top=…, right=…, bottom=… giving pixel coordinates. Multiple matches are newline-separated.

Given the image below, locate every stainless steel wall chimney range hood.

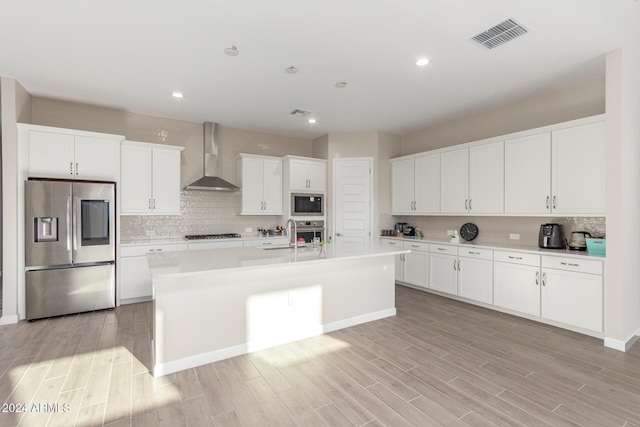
left=185, top=122, right=239, bottom=191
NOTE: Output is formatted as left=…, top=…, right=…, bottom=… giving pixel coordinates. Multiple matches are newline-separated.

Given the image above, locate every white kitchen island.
left=148, top=243, right=409, bottom=376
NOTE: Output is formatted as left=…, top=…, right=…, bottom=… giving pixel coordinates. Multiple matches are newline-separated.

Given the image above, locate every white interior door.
left=333, top=158, right=373, bottom=247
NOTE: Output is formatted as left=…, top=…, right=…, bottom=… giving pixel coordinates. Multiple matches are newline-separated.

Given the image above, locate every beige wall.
left=401, top=77, right=606, bottom=155
left=1, top=77, right=32, bottom=323
left=29, top=97, right=314, bottom=239
left=319, top=132, right=401, bottom=239
left=31, top=97, right=312, bottom=189
left=605, top=47, right=640, bottom=347
left=392, top=77, right=608, bottom=248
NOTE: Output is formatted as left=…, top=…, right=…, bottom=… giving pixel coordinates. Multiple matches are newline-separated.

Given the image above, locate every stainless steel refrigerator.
left=25, top=179, right=116, bottom=320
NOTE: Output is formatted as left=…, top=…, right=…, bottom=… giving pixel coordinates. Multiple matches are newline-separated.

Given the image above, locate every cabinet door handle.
left=453, top=259, right=457, bottom=271
left=153, top=198, right=156, bottom=210
left=388, top=241, right=397, bottom=245
left=545, top=196, right=550, bottom=209
left=149, top=199, right=153, bottom=210
left=465, top=199, right=468, bottom=210
left=457, top=259, right=461, bottom=271
left=468, top=199, right=472, bottom=211
left=468, top=251, right=480, bottom=255
left=75, top=162, right=79, bottom=176
left=542, top=272, right=546, bottom=286
left=69, top=162, right=74, bottom=175
left=437, top=247, right=446, bottom=251
left=552, top=195, right=557, bottom=209
left=535, top=271, right=539, bottom=285
left=508, top=255, right=523, bottom=260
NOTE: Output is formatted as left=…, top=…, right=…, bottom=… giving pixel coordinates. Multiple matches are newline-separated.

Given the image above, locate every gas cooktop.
left=184, top=233, right=242, bottom=240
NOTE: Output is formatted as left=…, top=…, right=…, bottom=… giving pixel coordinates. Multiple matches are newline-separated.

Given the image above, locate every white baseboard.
left=153, top=308, right=397, bottom=377
left=604, top=332, right=640, bottom=352
left=0, top=314, right=19, bottom=325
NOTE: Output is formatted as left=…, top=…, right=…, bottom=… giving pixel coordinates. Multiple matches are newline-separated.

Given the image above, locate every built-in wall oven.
left=295, top=220, right=325, bottom=244
left=291, top=193, right=324, bottom=216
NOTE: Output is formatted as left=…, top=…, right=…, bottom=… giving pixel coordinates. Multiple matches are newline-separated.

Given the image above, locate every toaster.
left=538, top=224, right=565, bottom=249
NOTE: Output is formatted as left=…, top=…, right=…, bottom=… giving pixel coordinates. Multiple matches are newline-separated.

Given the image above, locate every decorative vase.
left=319, top=246, right=326, bottom=259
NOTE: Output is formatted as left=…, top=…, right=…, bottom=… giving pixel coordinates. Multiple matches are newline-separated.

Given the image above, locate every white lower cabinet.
left=429, top=244, right=458, bottom=295
left=380, top=238, right=414, bottom=284
left=119, top=243, right=188, bottom=302
left=457, top=248, right=493, bottom=304
left=493, top=251, right=541, bottom=316
left=403, top=241, right=429, bottom=288
left=541, top=256, right=603, bottom=333
left=379, top=239, right=604, bottom=337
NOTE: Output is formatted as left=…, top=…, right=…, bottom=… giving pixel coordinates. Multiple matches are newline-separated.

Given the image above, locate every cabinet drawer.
left=429, top=244, right=458, bottom=255
left=380, top=238, right=403, bottom=247
left=243, top=237, right=288, bottom=247
left=188, top=241, right=244, bottom=251
left=120, top=243, right=187, bottom=257
left=494, top=250, right=540, bottom=266
left=542, top=256, right=603, bottom=275
left=404, top=241, right=429, bottom=252
left=459, top=247, right=493, bottom=260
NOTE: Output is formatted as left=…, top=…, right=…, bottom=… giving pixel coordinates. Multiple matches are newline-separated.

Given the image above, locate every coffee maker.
left=538, top=224, right=565, bottom=249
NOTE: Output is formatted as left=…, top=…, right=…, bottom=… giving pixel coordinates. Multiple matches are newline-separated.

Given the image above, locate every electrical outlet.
left=447, top=230, right=455, bottom=236
left=145, top=229, right=156, bottom=236
left=245, top=227, right=253, bottom=233
left=510, top=233, right=520, bottom=240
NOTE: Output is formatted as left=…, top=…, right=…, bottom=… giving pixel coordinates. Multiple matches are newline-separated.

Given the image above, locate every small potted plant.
left=318, top=236, right=332, bottom=258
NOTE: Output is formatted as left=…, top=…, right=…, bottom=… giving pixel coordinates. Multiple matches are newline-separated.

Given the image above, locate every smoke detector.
left=471, top=19, right=528, bottom=49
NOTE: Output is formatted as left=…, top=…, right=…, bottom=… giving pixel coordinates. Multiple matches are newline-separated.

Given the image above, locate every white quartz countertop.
left=147, top=243, right=409, bottom=277
left=380, top=235, right=605, bottom=260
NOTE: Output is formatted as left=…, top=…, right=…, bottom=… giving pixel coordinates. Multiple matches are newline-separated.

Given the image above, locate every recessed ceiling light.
left=285, top=66, right=298, bottom=74
left=335, top=81, right=347, bottom=88
left=308, top=118, right=317, bottom=124
left=171, top=91, right=184, bottom=98
left=416, top=58, right=430, bottom=66
left=224, top=45, right=239, bottom=56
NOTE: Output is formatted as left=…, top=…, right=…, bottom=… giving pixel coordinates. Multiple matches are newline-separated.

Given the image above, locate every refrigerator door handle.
left=66, top=195, right=73, bottom=251
left=72, top=196, right=79, bottom=251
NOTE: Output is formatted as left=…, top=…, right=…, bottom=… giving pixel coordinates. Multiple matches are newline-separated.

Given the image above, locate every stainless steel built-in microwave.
left=291, top=193, right=324, bottom=216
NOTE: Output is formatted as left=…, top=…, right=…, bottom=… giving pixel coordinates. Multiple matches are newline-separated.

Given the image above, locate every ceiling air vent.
left=289, top=108, right=311, bottom=117
left=471, top=18, right=528, bottom=49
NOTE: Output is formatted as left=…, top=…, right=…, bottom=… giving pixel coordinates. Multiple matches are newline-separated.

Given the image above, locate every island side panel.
left=153, top=254, right=396, bottom=376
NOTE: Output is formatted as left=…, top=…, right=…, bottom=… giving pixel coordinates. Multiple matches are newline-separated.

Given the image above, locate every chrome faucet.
left=286, top=218, right=298, bottom=252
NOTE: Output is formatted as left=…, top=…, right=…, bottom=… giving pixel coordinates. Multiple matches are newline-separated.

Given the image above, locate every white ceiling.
left=1, top=0, right=638, bottom=139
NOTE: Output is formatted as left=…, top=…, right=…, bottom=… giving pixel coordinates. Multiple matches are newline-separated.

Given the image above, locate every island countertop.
left=147, top=243, right=409, bottom=277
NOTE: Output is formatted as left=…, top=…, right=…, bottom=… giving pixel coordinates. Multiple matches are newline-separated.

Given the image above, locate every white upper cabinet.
left=440, top=142, right=504, bottom=215
left=25, top=126, right=121, bottom=181
left=284, top=156, right=326, bottom=192
left=440, top=148, right=469, bottom=214
left=504, top=119, right=605, bottom=215
left=504, top=133, right=552, bottom=214
left=552, top=121, right=606, bottom=215
left=237, top=154, right=283, bottom=215
left=391, top=153, right=439, bottom=215
left=469, top=141, right=504, bottom=214
left=120, top=141, right=184, bottom=215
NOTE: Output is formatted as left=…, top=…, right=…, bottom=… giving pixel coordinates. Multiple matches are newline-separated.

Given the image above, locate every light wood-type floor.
left=1, top=285, right=640, bottom=427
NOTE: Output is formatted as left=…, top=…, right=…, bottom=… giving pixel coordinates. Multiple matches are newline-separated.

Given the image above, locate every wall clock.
left=460, top=223, right=479, bottom=241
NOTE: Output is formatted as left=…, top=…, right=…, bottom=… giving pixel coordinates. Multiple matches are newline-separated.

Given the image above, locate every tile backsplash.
left=389, top=216, right=606, bottom=246
left=120, top=191, right=286, bottom=240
